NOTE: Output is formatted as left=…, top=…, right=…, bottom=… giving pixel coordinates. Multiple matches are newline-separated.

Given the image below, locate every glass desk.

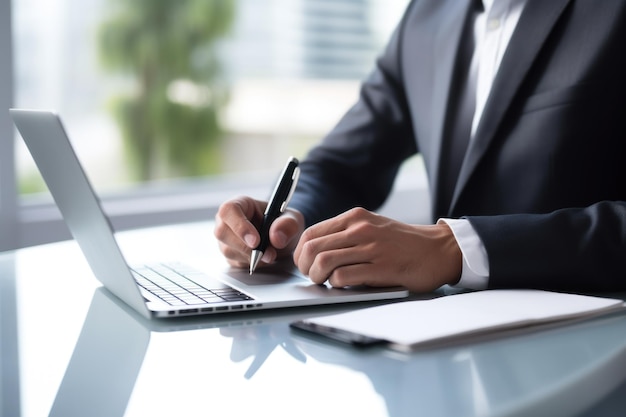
left=2, top=221, right=626, bottom=417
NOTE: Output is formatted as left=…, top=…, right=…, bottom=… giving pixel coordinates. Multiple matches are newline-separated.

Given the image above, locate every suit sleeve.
left=467, top=201, right=626, bottom=292
left=289, top=5, right=418, bottom=227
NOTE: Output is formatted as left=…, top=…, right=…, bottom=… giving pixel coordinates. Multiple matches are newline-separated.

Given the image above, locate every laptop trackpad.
left=225, top=265, right=309, bottom=286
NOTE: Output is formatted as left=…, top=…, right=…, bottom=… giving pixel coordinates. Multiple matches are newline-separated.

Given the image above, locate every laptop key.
left=132, top=263, right=254, bottom=306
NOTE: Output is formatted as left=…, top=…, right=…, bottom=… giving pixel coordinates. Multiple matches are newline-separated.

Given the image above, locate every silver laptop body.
left=10, top=109, right=408, bottom=319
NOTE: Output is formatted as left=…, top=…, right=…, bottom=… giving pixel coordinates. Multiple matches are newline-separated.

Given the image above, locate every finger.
left=215, top=197, right=265, bottom=249
left=255, top=211, right=303, bottom=266
left=305, top=246, right=367, bottom=285
left=214, top=197, right=268, bottom=267
left=260, top=246, right=278, bottom=264
left=270, top=209, right=305, bottom=250
left=295, top=229, right=361, bottom=278
left=327, top=263, right=381, bottom=288
left=218, top=240, right=251, bottom=266
left=293, top=221, right=341, bottom=264
left=293, top=207, right=373, bottom=261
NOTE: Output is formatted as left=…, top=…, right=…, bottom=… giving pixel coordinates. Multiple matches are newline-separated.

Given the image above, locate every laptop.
left=10, top=109, right=408, bottom=319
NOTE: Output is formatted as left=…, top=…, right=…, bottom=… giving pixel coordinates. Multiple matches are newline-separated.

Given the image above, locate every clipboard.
left=290, top=320, right=386, bottom=346
left=289, top=290, right=626, bottom=352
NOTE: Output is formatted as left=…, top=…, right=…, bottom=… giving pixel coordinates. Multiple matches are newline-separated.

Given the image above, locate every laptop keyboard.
left=132, top=263, right=253, bottom=306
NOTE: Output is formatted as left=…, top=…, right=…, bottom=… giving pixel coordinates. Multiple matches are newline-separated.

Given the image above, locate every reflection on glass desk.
left=2, top=221, right=626, bottom=417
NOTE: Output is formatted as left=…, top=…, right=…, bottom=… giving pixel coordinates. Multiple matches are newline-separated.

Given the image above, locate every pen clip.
left=264, top=157, right=300, bottom=216
left=280, top=166, right=300, bottom=213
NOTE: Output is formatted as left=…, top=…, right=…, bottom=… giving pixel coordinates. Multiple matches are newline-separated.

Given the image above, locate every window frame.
left=16, top=174, right=275, bottom=248
left=0, top=0, right=17, bottom=251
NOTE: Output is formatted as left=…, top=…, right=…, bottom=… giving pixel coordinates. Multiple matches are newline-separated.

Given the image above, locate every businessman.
left=215, top=0, right=626, bottom=293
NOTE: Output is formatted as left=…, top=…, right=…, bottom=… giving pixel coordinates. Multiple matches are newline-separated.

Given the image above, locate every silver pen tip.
left=249, top=250, right=263, bottom=275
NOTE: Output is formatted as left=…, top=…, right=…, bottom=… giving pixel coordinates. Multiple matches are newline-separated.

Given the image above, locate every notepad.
left=291, top=290, right=626, bottom=352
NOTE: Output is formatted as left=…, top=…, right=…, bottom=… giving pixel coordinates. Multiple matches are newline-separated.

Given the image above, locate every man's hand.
left=293, top=207, right=462, bottom=292
left=214, top=196, right=305, bottom=269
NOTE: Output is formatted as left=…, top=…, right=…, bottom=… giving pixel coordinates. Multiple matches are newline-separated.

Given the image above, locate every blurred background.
left=14, top=0, right=410, bottom=192
left=3, top=0, right=430, bottom=250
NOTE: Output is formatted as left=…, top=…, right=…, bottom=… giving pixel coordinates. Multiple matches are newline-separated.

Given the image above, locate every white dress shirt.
left=441, top=0, right=527, bottom=289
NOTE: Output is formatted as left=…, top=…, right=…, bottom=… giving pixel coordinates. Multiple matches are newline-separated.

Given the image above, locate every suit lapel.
left=428, top=0, right=475, bottom=213
left=449, top=0, right=572, bottom=212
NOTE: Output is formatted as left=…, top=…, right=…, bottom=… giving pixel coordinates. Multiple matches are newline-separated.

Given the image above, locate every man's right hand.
left=214, top=196, right=305, bottom=269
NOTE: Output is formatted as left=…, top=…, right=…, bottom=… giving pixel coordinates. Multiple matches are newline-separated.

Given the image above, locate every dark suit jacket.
left=289, top=0, right=626, bottom=291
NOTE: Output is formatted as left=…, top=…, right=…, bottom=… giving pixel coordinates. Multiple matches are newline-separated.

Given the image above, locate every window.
left=2, top=0, right=418, bottom=250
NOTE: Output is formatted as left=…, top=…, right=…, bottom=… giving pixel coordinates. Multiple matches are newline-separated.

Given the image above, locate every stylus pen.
left=250, top=156, right=300, bottom=274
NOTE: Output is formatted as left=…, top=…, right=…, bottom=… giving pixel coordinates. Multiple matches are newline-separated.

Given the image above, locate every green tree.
left=97, top=0, right=235, bottom=181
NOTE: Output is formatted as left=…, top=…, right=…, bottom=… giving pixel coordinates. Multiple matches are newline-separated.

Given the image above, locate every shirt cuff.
left=437, top=218, right=489, bottom=290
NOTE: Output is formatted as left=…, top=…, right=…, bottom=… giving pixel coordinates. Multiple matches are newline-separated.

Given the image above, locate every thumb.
left=270, top=209, right=305, bottom=250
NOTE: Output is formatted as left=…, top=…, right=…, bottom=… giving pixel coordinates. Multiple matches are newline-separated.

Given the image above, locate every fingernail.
left=244, top=234, right=256, bottom=248
left=274, top=231, right=287, bottom=248
left=262, top=251, right=274, bottom=263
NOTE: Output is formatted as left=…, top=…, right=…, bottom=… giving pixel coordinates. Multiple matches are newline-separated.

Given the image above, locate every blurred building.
left=223, top=0, right=407, bottom=80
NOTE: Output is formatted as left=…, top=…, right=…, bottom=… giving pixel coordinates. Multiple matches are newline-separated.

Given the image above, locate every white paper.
left=300, top=290, right=625, bottom=350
